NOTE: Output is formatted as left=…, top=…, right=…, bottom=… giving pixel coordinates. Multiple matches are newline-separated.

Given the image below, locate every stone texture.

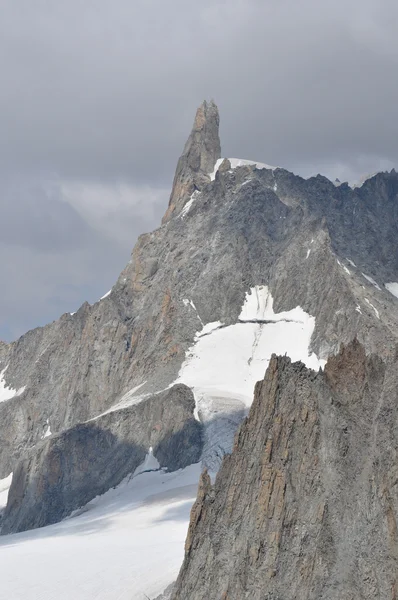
left=0, top=102, right=398, bottom=502
left=1, top=384, right=202, bottom=534
left=153, top=583, right=175, bottom=600
left=162, top=99, right=221, bottom=222
left=171, top=342, right=398, bottom=599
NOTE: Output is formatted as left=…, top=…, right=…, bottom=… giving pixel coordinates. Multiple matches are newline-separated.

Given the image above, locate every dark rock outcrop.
left=172, top=341, right=398, bottom=599
left=1, top=384, right=202, bottom=534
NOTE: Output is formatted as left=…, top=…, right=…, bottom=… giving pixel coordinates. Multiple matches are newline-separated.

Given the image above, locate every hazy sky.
left=1, top=0, right=398, bottom=340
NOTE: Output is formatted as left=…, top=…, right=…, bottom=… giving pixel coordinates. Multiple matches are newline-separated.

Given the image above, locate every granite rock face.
left=1, top=384, right=202, bottom=533
left=1, top=101, right=398, bottom=540
left=162, top=99, right=221, bottom=223
left=171, top=341, right=398, bottom=599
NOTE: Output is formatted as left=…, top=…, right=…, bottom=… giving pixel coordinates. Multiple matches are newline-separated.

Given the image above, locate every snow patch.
left=240, top=179, right=253, bottom=188
left=365, top=298, right=380, bottom=319
left=100, top=290, right=111, bottom=300
left=306, top=249, right=311, bottom=259
left=356, top=305, right=362, bottom=314
left=385, top=282, right=398, bottom=299
left=337, top=259, right=350, bottom=275
left=0, top=367, right=26, bottom=404
left=0, top=472, right=12, bottom=511
left=41, top=419, right=52, bottom=439
left=210, top=158, right=278, bottom=181
left=347, top=258, right=357, bottom=268
left=180, top=191, right=200, bottom=218
left=95, top=381, right=148, bottom=417
left=182, top=299, right=204, bottom=325
left=362, top=273, right=381, bottom=290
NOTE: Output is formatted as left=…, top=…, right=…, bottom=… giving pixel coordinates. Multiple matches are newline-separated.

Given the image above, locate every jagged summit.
left=162, top=100, right=221, bottom=223
left=2, top=101, right=398, bottom=599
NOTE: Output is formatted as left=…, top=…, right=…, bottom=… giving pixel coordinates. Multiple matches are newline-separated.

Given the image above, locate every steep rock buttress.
left=172, top=341, right=398, bottom=600
left=162, top=100, right=221, bottom=222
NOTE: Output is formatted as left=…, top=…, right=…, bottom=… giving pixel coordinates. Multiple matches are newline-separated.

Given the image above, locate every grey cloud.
left=0, top=0, right=397, bottom=184
left=1, top=0, right=398, bottom=339
left=0, top=179, right=164, bottom=340
left=0, top=178, right=97, bottom=252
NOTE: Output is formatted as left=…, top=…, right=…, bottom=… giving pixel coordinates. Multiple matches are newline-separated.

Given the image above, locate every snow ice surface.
left=362, top=273, right=381, bottom=290
left=0, top=462, right=201, bottom=600
left=0, top=472, right=12, bottom=511
left=133, top=447, right=160, bottom=476
left=99, top=289, right=112, bottom=300
left=93, top=381, right=148, bottom=417
left=386, top=282, right=398, bottom=299
left=210, top=158, right=277, bottom=181
left=365, top=298, right=380, bottom=319
left=177, top=285, right=325, bottom=422
left=0, top=286, right=325, bottom=599
left=337, top=259, right=351, bottom=276
left=41, top=419, right=51, bottom=439
left=0, top=367, right=26, bottom=404
left=180, top=190, right=200, bottom=218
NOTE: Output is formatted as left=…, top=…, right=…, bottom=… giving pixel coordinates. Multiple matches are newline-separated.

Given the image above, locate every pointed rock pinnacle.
left=162, top=100, right=221, bottom=223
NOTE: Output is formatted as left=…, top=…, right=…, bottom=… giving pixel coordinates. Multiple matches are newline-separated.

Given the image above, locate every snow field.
left=177, top=286, right=325, bottom=423
left=0, top=462, right=201, bottom=600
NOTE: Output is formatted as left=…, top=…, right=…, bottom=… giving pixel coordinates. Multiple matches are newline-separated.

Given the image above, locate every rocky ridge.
left=0, top=100, right=398, bottom=535
left=172, top=341, right=398, bottom=599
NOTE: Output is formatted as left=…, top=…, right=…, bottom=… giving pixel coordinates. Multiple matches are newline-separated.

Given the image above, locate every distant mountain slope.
left=0, top=99, right=398, bottom=539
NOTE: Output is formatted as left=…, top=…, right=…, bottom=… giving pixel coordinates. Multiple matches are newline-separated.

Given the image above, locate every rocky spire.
left=162, top=100, right=221, bottom=223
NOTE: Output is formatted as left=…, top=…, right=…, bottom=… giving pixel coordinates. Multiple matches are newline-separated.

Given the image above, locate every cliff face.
left=162, top=99, right=221, bottom=223
left=172, top=341, right=398, bottom=600
left=1, top=384, right=202, bottom=533
left=1, top=101, right=398, bottom=537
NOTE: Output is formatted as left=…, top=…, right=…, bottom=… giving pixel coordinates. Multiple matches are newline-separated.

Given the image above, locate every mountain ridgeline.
left=0, top=101, right=398, bottom=598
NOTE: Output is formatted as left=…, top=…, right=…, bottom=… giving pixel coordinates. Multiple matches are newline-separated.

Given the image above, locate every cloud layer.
left=1, top=0, right=397, bottom=339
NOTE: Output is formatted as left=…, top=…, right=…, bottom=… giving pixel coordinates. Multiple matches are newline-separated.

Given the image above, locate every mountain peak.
left=162, top=100, right=221, bottom=223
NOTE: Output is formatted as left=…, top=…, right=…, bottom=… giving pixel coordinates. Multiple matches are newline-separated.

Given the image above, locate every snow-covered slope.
left=0, top=367, right=26, bottom=404
left=209, top=157, right=277, bottom=181
left=178, top=285, right=323, bottom=403
left=176, top=286, right=324, bottom=469
left=0, top=473, right=12, bottom=511
left=2, top=100, right=398, bottom=600
left=0, top=461, right=200, bottom=600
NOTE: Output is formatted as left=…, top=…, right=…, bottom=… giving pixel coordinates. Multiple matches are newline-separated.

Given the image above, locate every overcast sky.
left=1, top=0, right=398, bottom=340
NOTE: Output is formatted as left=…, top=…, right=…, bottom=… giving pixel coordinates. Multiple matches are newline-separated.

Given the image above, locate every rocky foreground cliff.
left=171, top=340, right=398, bottom=599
